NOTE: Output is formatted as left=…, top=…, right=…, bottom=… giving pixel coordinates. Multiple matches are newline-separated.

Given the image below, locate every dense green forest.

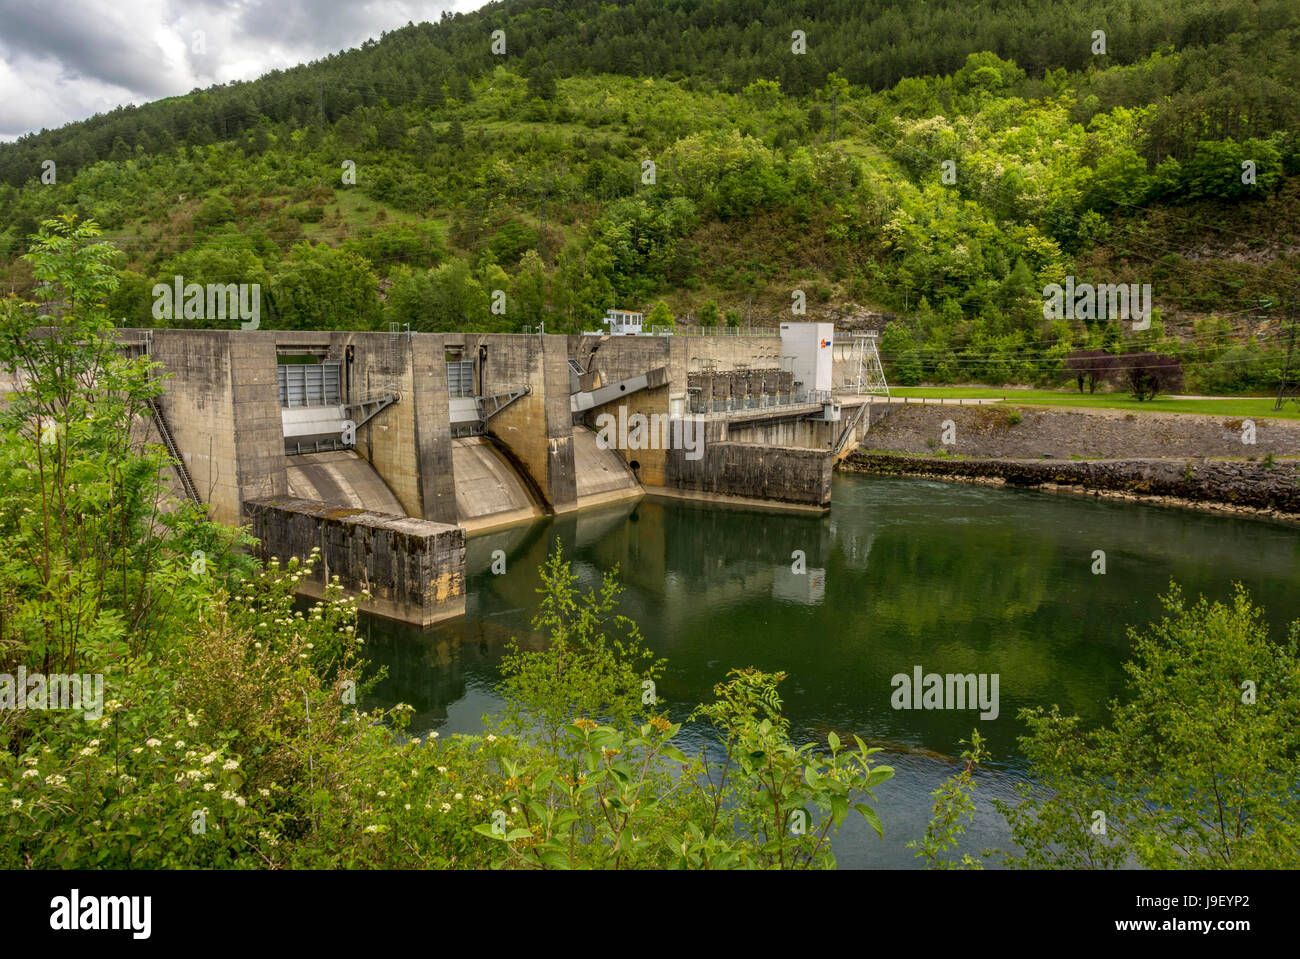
left=1, top=0, right=1298, bottom=391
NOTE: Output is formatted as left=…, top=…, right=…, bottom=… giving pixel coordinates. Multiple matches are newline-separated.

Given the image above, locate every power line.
left=1274, top=285, right=1299, bottom=411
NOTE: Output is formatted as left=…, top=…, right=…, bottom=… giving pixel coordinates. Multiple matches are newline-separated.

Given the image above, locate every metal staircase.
left=832, top=403, right=871, bottom=459
left=146, top=397, right=201, bottom=505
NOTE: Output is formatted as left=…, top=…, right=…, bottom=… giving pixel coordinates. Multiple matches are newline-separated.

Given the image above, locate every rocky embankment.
left=842, top=453, right=1300, bottom=517
left=844, top=405, right=1300, bottom=517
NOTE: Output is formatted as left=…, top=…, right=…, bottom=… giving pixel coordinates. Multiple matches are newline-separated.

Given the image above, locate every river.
left=360, top=473, right=1300, bottom=868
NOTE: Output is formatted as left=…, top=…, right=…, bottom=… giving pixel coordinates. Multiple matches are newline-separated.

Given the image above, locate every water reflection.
left=359, top=475, right=1300, bottom=867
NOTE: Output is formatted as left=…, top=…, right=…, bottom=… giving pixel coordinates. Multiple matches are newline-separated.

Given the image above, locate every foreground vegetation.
left=2, top=221, right=1296, bottom=869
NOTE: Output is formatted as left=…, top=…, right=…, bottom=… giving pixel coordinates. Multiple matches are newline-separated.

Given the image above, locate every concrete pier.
left=243, top=497, right=465, bottom=626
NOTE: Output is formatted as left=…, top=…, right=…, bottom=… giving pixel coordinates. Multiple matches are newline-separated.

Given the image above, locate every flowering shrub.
left=292, top=727, right=523, bottom=868
left=0, top=681, right=266, bottom=868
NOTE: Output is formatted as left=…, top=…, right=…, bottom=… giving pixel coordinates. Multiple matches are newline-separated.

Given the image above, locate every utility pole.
left=1274, top=284, right=1299, bottom=411
left=537, top=187, right=547, bottom=263
left=537, top=163, right=563, bottom=265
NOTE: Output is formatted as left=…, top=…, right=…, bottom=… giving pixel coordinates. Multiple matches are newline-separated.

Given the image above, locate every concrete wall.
left=451, top=436, right=544, bottom=532
left=243, top=497, right=466, bottom=625
left=539, top=335, right=579, bottom=507
left=586, top=387, right=675, bottom=487
left=726, top=415, right=834, bottom=448
left=410, top=335, right=458, bottom=524
left=230, top=335, right=290, bottom=515
left=144, top=329, right=286, bottom=526
left=572, top=334, right=672, bottom=383
left=858, top=404, right=1300, bottom=459
left=665, top=439, right=833, bottom=508
left=571, top=425, right=644, bottom=510
left=285, top=451, right=406, bottom=515
left=677, top=335, right=784, bottom=373
left=475, top=333, right=577, bottom=510
left=572, top=335, right=671, bottom=487
left=348, top=331, right=423, bottom=519
left=570, top=332, right=784, bottom=405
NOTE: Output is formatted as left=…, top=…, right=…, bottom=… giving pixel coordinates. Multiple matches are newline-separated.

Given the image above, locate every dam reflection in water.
left=361, top=473, right=1300, bottom=868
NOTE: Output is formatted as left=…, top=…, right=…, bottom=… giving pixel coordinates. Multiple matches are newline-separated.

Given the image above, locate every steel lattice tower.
left=852, top=332, right=890, bottom=396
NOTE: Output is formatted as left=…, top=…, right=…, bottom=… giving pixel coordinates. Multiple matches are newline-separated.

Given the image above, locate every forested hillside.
left=1, top=0, right=1297, bottom=391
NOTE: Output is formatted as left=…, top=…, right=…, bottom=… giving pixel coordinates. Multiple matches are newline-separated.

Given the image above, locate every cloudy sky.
left=0, top=0, right=487, bottom=141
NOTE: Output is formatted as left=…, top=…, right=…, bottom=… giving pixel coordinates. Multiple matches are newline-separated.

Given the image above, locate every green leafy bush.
left=1000, top=584, right=1300, bottom=869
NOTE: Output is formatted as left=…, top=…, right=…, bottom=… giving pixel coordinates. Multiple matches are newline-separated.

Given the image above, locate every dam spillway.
left=451, top=435, right=544, bottom=531
left=286, top=450, right=406, bottom=515
left=118, top=325, right=870, bottom=624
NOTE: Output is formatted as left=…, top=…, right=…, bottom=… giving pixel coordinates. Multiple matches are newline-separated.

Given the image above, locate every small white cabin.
left=603, top=309, right=644, bottom=335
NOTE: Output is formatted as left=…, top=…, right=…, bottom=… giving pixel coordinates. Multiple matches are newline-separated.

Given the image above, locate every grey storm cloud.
left=0, top=0, right=477, bottom=140
left=237, top=0, right=387, bottom=51
left=0, top=1, right=175, bottom=97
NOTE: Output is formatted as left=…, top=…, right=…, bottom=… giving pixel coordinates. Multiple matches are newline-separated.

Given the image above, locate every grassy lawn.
left=886, top=387, right=1300, bottom=420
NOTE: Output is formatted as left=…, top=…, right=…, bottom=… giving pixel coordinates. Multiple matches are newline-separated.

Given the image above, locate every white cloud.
left=0, top=0, right=486, bottom=141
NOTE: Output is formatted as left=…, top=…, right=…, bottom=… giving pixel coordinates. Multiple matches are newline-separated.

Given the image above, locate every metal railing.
left=674, top=325, right=781, bottom=337
left=833, top=402, right=871, bottom=458
left=286, top=438, right=352, bottom=456
left=877, top=396, right=1002, bottom=406
left=687, top=390, right=831, bottom=415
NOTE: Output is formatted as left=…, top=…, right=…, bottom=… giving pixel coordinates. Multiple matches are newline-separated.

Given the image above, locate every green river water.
left=361, top=473, right=1300, bottom=868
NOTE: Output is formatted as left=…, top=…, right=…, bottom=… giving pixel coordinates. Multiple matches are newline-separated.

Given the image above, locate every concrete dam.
left=121, top=324, right=876, bottom=624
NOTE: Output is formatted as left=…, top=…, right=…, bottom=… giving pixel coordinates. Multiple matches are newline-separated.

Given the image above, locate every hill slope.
left=1, top=0, right=1298, bottom=392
